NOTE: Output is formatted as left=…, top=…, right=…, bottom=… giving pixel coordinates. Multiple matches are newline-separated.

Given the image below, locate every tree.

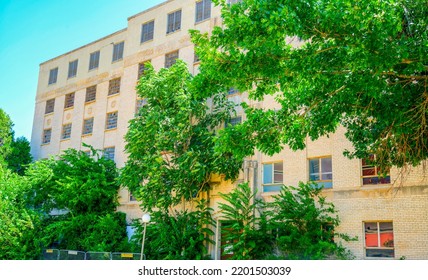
left=25, top=147, right=130, bottom=252
left=0, top=108, right=13, bottom=167
left=6, top=136, right=33, bottom=175
left=121, top=60, right=241, bottom=212
left=191, top=0, right=428, bottom=169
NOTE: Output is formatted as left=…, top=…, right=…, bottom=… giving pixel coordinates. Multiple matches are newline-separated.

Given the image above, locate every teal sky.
left=0, top=0, right=164, bottom=140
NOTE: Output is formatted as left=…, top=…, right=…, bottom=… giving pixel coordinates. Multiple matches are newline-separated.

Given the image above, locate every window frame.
left=42, top=128, right=52, bottom=144
left=89, top=50, right=100, bottom=71
left=364, top=221, right=395, bottom=258
left=85, top=85, right=97, bottom=103
left=108, top=77, right=121, bottom=96
left=165, top=50, right=179, bottom=68
left=262, top=161, right=284, bottom=192
left=45, top=98, right=55, bottom=114
left=82, top=117, right=94, bottom=136
left=48, top=67, right=58, bottom=85
left=61, top=123, right=72, bottom=140
left=103, top=146, right=115, bottom=161
left=138, top=61, right=151, bottom=80
left=141, top=20, right=155, bottom=44
left=361, top=155, right=391, bottom=185
left=68, top=59, right=78, bottom=79
left=112, top=41, right=124, bottom=62
left=166, top=9, right=182, bottom=34
left=195, top=0, right=212, bottom=23
left=105, top=111, right=118, bottom=130
left=64, top=92, right=75, bottom=109
left=308, top=156, right=333, bottom=189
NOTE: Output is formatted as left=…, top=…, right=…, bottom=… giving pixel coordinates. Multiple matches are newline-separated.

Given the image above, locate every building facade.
left=31, top=0, right=428, bottom=260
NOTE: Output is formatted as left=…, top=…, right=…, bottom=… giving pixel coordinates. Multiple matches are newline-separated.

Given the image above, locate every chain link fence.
left=41, top=249, right=142, bottom=260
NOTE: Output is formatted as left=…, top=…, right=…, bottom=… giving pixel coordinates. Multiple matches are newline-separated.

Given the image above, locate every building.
left=30, top=0, right=428, bottom=260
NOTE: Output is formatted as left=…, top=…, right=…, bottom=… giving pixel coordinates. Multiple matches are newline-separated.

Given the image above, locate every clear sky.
left=0, top=0, right=165, bottom=140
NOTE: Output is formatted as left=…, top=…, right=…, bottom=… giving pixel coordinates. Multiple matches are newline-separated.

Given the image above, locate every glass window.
left=112, top=42, right=124, bottom=62
left=45, top=99, right=55, bottom=114
left=135, top=99, right=147, bottom=115
left=141, top=20, right=154, bottom=43
left=225, top=116, right=242, bottom=128
left=309, top=157, right=333, bottom=188
left=165, top=51, right=179, bottom=68
left=48, top=67, right=58, bottom=85
left=68, top=59, right=78, bottom=78
left=262, top=162, right=283, bottom=192
left=103, top=147, right=115, bottom=161
left=364, top=222, right=394, bottom=258
left=106, top=112, right=118, bottom=130
left=138, top=61, right=150, bottom=79
left=61, top=123, right=72, bottom=140
left=85, top=85, right=97, bottom=103
left=42, top=129, right=52, bottom=144
left=89, top=51, right=100, bottom=70
left=167, top=10, right=182, bottom=34
left=362, top=155, right=391, bottom=185
left=64, top=93, right=75, bottom=109
left=196, top=0, right=211, bottom=23
left=82, top=118, right=94, bottom=135
left=108, top=78, right=121, bottom=96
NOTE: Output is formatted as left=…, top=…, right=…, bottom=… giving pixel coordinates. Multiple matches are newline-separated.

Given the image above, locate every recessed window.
left=194, top=53, right=200, bottom=63
left=106, top=112, right=118, bottom=130
left=45, top=99, right=55, bottom=114
left=138, top=61, right=150, bottom=80
left=112, top=42, right=124, bottom=62
left=262, top=162, right=283, bottom=192
left=103, top=147, right=115, bottom=161
left=167, top=10, right=182, bottom=34
left=362, top=155, right=391, bottom=185
left=308, top=156, right=333, bottom=188
left=89, top=51, right=100, bottom=70
left=195, top=0, right=211, bottom=23
left=64, top=93, right=75, bottom=109
left=364, top=222, right=394, bottom=258
left=225, top=116, right=242, bottom=128
left=108, top=78, right=121, bottom=96
left=135, top=98, right=147, bottom=115
left=68, top=59, right=78, bottom=78
left=82, top=118, right=94, bottom=135
left=85, top=85, right=97, bottom=103
left=48, top=67, right=58, bottom=85
left=141, top=20, right=154, bottom=43
left=61, top=123, right=72, bottom=140
left=228, top=87, right=239, bottom=95
left=42, top=129, right=52, bottom=144
left=165, top=50, right=179, bottom=68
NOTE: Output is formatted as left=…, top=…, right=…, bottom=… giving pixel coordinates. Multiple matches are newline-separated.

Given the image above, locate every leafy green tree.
left=121, top=60, right=241, bottom=212
left=267, top=183, right=355, bottom=259
left=192, top=0, right=428, bottom=169
left=0, top=166, right=42, bottom=259
left=6, top=136, right=33, bottom=175
left=218, top=183, right=273, bottom=260
left=26, top=147, right=129, bottom=252
left=0, top=108, right=13, bottom=167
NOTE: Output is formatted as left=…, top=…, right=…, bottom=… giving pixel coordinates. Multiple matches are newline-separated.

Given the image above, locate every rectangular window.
left=138, top=61, right=150, bottom=80
left=362, top=156, right=391, bottom=185
left=68, top=59, right=78, bottom=78
left=228, top=87, right=239, bottom=95
left=167, top=10, right=182, bottom=34
left=103, top=147, right=115, bottom=161
left=309, top=156, right=333, bottom=188
left=82, top=118, right=94, bottom=135
left=165, top=50, right=179, bottom=68
left=108, top=78, right=121, bottom=96
left=196, top=0, right=211, bottom=23
left=141, top=20, right=154, bottom=43
left=64, top=92, right=75, bottom=109
left=262, top=162, right=283, bottom=192
left=106, top=112, right=118, bottom=130
left=61, top=123, right=72, bottom=140
left=135, top=98, right=147, bottom=114
left=42, top=129, right=52, bottom=144
left=48, top=67, right=58, bottom=85
left=89, top=51, right=100, bottom=70
left=112, top=41, right=124, bottom=62
left=225, top=116, right=242, bottom=128
left=85, top=85, right=97, bottom=103
left=364, top=222, right=394, bottom=258
left=45, top=98, right=55, bottom=114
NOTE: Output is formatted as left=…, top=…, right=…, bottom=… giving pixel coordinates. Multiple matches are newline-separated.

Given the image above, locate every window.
left=262, top=162, right=283, bottom=192
left=141, top=20, right=154, bottom=43
left=106, top=112, right=118, bottom=130
left=194, top=53, right=200, bottom=63
left=165, top=50, right=179, bottom=68
left=42, top=129, right=52, bottom=144
left=64, top=93, right=75, bottom=109
left=362, top=155, right=391, bottom=185
left=135, top=98, right=147, bottom=114
left=61, top=123, right=72, bottom=140
left=129, top=191, right=137, bottom=202
left=45, top=98, right=55, bottom=114
left=85, top=85, right=97, bottom=103
left=68, top=59, right=78, bottom=78
left=108, top=78, right=121, bottom=96
left=48, top=67, right=58, bottom=85
left=364, top=222, right=394, bottom=258
left=228, top=87, right=239, bottom=95
left=112, top=41, right=124, bottom=62
left=167, top=10, right=182, bottom=34
left=103, top=147, right=115, bottom=161
left=138, top=61, right=150, bottom=79
left=196, top=0, right=211, bottom=23
left=225, top=116, right=242, bottom=128
left=308, top=156, right=332, bottom=188
left=89, top=51, right=100, bottom=70
left=82, top=118, right=94, bottom=135
left=227, top=0, right=242, bottom=4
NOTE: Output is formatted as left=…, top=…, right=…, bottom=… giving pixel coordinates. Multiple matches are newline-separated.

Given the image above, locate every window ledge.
left=105, top=128, right=118, bottom=132
left=85, top=100, right=96, bottom=105
left=107, top=93, right=120, bottom=97
left=82, top=133, right=93, bottom=138
left=140, top=39, right=154, bottom=45
left=195, top=18, right=211, bottom=25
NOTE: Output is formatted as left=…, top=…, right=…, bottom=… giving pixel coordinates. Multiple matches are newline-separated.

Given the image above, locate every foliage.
left=131, top=200, right=215, bottom=260
left=218, top=183, right=273, bottom=260
left=0, top=166, right=42, bottom=259
left=121, top=60, right=241, bottom=212
left=192, top=0, right=428, bottom=170
left=266, top=182, right=355, bottom=259
left=25, top=147, right=129, bottom=252
left=0, top=108, right=13, bottom=167
left=6, top=136, right=33, bottom=175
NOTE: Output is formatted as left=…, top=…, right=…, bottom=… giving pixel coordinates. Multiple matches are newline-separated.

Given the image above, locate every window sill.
left=112, top=58, right=123, bottom=64
left=60, top=138, right=71, bottom=142
left=166, top=29, right=181, bottom=36
left=64, top=106, right=74, bottom=111
left=195, top=18, right=211, bottom=25
left=105, top=128, right=118, bottom=132
left=44, top=112, right=54, bottom=116
left=85, top=100, right=96, bottom=105
left=107, top=93, right=120, bottom=97
left=82, top=133, right=93, bottom=137
left=41, top=142, right=51, bottom=146
left=140, top=39, right=153, bottom=45
left=88, top=67, right=99, bottom=72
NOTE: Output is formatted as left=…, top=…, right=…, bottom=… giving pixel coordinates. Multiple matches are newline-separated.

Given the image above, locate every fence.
left=42, top=249, right=145, bottom=260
